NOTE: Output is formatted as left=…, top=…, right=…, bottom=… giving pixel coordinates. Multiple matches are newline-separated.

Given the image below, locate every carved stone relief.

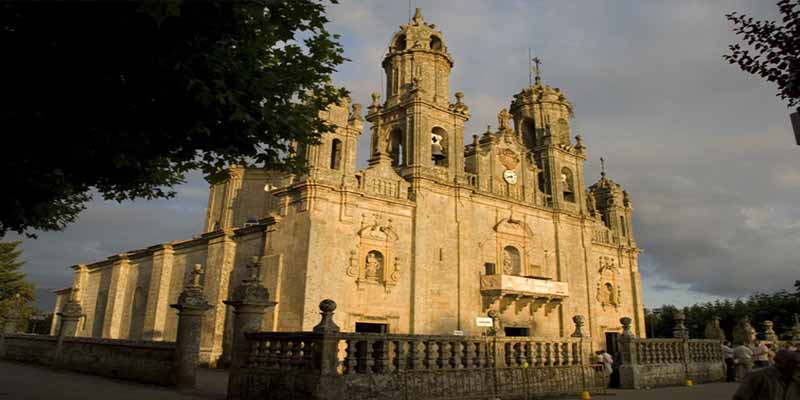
left=347, top=213, right=401, bottom=292
left=596, top=256, right=621, bottom=309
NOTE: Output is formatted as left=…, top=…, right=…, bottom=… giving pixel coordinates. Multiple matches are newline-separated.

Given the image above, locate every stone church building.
left=52, top=9, right=645, bottom=366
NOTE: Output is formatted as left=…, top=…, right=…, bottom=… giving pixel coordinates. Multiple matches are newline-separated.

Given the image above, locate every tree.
left=0, top=241, right=35, bottom=326
left=0, top=0, right=348, bottom=237
left=724, top=0, right=800, bottom=110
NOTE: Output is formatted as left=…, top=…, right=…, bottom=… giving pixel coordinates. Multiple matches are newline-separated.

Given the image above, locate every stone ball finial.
left=455, top=92, right=464, bottom=103
left=620, top=317, right=633, bottom=338
left=319, top=299, right=337, bottom=313
left=313, top=299, right=340, bottom=334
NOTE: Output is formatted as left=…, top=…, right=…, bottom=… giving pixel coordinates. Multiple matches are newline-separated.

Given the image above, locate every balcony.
left=480, top=274, right=569, bottom=315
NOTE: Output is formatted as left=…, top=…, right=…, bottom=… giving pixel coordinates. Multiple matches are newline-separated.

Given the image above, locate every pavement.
left=0, top=359, right=739, bottom=400
left=0, top=360, right=228, bottom=400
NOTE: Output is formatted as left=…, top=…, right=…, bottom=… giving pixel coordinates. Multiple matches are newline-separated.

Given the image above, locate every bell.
left=431, top=133, right=446, bottom=161
left=431, top=142, right=445, bottom=161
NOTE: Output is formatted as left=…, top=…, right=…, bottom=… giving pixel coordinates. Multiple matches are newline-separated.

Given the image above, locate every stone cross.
left=532, top=56, right=542, bottom=84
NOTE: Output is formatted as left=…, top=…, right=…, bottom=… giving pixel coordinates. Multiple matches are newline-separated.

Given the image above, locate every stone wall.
left=617, top=336, right=724, bottom=389
left=1, top=334, right=175, bottom=386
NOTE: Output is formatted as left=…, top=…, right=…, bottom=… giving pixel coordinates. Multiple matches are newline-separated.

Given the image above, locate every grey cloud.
left=11, top=1, right=798, bottom=308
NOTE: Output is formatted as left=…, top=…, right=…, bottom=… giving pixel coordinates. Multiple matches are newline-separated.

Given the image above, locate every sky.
left=10, top=0, right=799, bottom=311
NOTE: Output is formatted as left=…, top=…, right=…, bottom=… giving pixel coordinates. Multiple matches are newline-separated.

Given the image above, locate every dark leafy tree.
left=0, top=0, right=347, bottom=237
left=0, top=241, right=35, bottom=325
left=724, top=0, right=800, bottom=109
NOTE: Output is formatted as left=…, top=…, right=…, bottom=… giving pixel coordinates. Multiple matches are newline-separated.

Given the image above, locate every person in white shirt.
left=734, top=343, right=754, bottom=381
left=595, top=350, right=614, bottom=386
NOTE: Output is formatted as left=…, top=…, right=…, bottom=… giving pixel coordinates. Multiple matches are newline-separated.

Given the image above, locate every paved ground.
left=1, top=359, right=738, bottom=400
left=0, top=360, right=228, bottom=400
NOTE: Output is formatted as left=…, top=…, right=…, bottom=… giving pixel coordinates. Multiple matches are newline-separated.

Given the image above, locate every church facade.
left=52, top=9, right=645, bottom=366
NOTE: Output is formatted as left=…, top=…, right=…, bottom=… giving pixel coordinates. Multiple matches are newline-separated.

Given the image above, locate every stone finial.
left=370, top=92, right=381, bottom=109
left=571, top=315, right=585, bottom=338
left=455, top=92, right=464, bottom=105
left=412, top=7, right=423, bottom=25
left=673, top=311, right=689, bottom=339
left=620, top=317, right=633, bottom=338
left=574, top=135, right=585, bottom=151
left=227, top=257, right=271, bottom=306
left=762, top=320, right=778, bottom=342
left=704, top=317, right=725, bottom=340
left=733, top=317, right=756, bottom=345
left=312, top=299, right=340, bottom=334
left=173, top=265, right=211, bottom=311
left=791, top=314, right=800, bottom=341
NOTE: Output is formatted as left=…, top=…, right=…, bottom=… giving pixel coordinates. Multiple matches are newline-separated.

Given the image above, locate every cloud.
left=10, top=1, right=798, bottom=309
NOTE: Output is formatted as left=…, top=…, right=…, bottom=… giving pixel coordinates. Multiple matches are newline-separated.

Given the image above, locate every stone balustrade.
left=592, top=227, right=618, bottom=245
left=238, top=300, right=604, bottom=400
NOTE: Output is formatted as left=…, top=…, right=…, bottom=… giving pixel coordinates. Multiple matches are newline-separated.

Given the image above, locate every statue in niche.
left=364, top=251, right=383, bottom=280
left=501, top=246, right=520, bottom=275
left=503, top=251, right=514, bottom=275
left=605, top=283, right=616, bottom=305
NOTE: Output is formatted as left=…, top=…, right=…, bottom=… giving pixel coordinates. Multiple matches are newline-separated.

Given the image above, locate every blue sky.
left=10, top=1, right=799, bottom=311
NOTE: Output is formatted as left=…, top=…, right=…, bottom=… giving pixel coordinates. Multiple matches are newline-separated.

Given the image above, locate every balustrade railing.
left=244, top=332, right=586, bottom=375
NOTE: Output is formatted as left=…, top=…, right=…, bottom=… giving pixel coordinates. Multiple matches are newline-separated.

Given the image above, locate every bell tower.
left=510, top=65, right=586, bottom=213
left=365, top=8, right=469, bottom=184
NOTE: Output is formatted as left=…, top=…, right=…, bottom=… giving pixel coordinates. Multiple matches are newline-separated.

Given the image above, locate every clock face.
left=503, top=170, right=518, bottom=184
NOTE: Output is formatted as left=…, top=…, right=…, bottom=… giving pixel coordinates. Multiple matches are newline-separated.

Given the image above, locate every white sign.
left=476, top=317, right=494, bottom=327
left=452, top=330, right=464, bottom=336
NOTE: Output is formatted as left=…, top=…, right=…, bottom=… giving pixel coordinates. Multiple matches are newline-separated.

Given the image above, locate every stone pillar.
left=762, top=320, right=778, bottom=342
left=200, top=229, right=236, bottom=365
left=171, top=264, right=213, bottom=390
left=570, top=315, right=590, bottom=366
left=618, top=317, right=640, bottom=389
left=313, top=299, right=341, bottom=376
left=143, top=244, right=175, bottom=341
left=103, top=254, right=131, bottom=338
left=225, top=257, right=276, bottom=400
left=672, top=311, right=689, bottom=339
left=58, top=291, right=84, bottom=337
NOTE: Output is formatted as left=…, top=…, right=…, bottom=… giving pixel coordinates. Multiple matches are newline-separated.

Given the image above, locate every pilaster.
left=103, top=254, right=130, bottom=338
left=143, top=244, right=175, bottom=340
left=200, top=229, right=237, bottom=365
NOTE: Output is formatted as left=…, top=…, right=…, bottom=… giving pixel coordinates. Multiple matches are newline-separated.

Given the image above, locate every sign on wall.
left=476, top=317, right=494, bottom=327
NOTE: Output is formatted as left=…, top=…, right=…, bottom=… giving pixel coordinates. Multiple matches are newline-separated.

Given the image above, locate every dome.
left=384, top=8, right=453, bottom=67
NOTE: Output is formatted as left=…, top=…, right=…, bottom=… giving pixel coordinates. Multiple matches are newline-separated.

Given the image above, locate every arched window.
left=431, top=127, right=448, bottom=166
left=389, top=129, right=404, bottom=167
left=521, top=118, right=537, bottom=148
left=561, top=167, right=575, bottom=203
left=502, top=246, right=522, bottom=275
left=330, top=138, right=342, bottom=170
left=430, top=35, right=442, bottom=51
left=394, top=34, right=407, bottom=51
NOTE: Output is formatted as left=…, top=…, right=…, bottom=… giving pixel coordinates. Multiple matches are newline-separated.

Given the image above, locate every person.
left=752, top=340, right=771, bottom=369
left=723, top=341, right=736, bottom=382
left=732, top=349, right=800, bottom=400
left=765, top=343, right=777, bottom=366
left=595, top=350, right=614, bottom=387
left=734, top=343, right=754, bottom=381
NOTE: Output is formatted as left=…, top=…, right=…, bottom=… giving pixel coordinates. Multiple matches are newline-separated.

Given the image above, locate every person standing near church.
left=732, top=350, right=800, bottom=400
left=734, top=343, right=754, bottom=381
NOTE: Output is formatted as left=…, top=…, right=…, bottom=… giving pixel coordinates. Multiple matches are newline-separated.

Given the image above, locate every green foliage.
left=724, top=0, right=800, bottom=109
left=0, top=0, right=348, bottom=237
left=0, top=241, right=35, bottom=321
left=645, top=285, right=800, bottom=339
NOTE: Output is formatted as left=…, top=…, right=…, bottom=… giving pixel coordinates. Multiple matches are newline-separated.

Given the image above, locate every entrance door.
left=355, top=322, right=388, bottom=334
left=605, top=332, right=621, bottom=388
left=504, top=327, right=530, bottom=337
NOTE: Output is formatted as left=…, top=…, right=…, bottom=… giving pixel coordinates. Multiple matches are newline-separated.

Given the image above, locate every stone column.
left=312, top=299, right=341, bottom=375
left=171, top=264, right=213, bottom=390
left=224, top=257, right=276, bottom=400
left=672, top=311, right=689, bottom=339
